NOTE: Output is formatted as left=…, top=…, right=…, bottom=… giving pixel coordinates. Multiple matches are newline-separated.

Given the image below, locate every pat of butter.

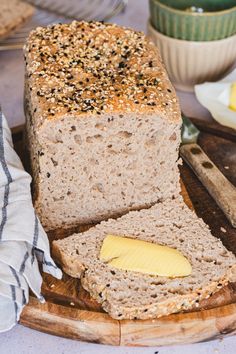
left=229, top=83, right=236, bottom=111
left=100, top=235, right=192, bottom=277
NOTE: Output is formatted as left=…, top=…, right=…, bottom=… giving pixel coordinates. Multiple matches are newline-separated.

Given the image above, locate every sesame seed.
left=118, top=61, right=125, bottom=68
left=220, top=227, right=227, bottom=233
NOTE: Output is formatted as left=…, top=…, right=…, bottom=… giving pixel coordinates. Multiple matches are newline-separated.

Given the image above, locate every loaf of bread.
left=24, top=21, right=181, bottom=231
left=53, top=197, right=236, bottom=320
left=0, top=0, right=34, bottom=39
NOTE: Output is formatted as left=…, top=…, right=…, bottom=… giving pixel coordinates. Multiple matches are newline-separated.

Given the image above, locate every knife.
left=180, top=115, right=236, bottom=228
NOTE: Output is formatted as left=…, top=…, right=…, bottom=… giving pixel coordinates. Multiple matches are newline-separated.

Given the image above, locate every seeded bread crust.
left=53, top=198, right=236, bottom=320
left=24, top=21, right=180, bottom=123
left=0, top=0, right=34, bottom=39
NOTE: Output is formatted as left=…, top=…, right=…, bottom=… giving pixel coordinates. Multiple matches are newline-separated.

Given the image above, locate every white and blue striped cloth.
left=0, top=108, right=62, bottom=332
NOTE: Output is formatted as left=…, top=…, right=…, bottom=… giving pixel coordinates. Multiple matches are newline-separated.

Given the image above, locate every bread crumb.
left=53, top=198, right=236, bottom=320
left=224, top=166, right=229, bottom=170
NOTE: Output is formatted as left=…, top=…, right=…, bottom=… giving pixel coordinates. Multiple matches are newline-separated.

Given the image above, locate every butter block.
left=229, top=83, right=236, bottom=111
left=100, top=235, right=192, bottom=277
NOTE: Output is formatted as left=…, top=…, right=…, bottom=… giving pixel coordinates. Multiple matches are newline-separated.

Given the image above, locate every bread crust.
left=53, top=241, right=85, bottom=278
left=23, top=21, right=180, bottom=126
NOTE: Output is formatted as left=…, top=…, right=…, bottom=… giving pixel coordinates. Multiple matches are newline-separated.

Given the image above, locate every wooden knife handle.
left=180, top=143, right=236, bottom=228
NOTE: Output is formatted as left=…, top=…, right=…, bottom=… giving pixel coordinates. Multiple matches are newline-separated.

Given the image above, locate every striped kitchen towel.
left=0, top=108, right=62, bottom=332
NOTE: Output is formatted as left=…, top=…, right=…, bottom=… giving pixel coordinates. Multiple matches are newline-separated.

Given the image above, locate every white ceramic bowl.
left=147, top=20, right=236, bottom=92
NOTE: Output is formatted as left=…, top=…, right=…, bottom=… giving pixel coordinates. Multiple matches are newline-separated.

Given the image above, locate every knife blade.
left=180, top=115, right=236, bottom=228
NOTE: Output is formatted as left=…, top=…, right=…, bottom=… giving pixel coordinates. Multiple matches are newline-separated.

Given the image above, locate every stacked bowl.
left=148, top=0, right=236, bottom=91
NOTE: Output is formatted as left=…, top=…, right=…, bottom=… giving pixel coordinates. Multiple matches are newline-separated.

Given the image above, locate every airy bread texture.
left=53, top=198, right=236, bottom=320
left=24, top=21, right=181, bottom=231
left=0, top=0, right=34, bottom=39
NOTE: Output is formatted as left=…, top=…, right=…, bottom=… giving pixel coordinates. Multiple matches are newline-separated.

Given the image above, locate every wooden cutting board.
left=12, top=121, right=236, bottom=346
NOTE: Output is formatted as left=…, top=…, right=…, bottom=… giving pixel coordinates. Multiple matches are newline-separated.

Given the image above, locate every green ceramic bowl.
left=149, top=0, right=236, bottom=41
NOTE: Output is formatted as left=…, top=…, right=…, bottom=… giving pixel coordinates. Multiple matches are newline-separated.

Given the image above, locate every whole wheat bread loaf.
left=53, top=198, right=236, bottom=320
left=0, top=0, right=34, bottom=39
left=24, top=21, right=181, bottom=231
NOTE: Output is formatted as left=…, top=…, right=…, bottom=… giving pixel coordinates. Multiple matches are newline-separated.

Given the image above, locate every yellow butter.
left=229, top=83, right=236, bottom=112
left=100, top=235, right=192, bottom=277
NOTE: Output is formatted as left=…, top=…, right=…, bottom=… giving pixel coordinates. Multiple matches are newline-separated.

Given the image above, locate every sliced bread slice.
left=53, top=198, right=236, bottom=320
left=0, top=0, right=35, bottom=39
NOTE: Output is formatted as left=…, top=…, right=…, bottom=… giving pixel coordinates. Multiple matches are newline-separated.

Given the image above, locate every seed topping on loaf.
left=24, top=21, right=179, bottom=121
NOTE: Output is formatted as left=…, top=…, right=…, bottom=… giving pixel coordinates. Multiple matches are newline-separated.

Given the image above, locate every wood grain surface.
left=180, top=142, right=236, bottom=227
left=14, top=123, right=236, bottom=346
